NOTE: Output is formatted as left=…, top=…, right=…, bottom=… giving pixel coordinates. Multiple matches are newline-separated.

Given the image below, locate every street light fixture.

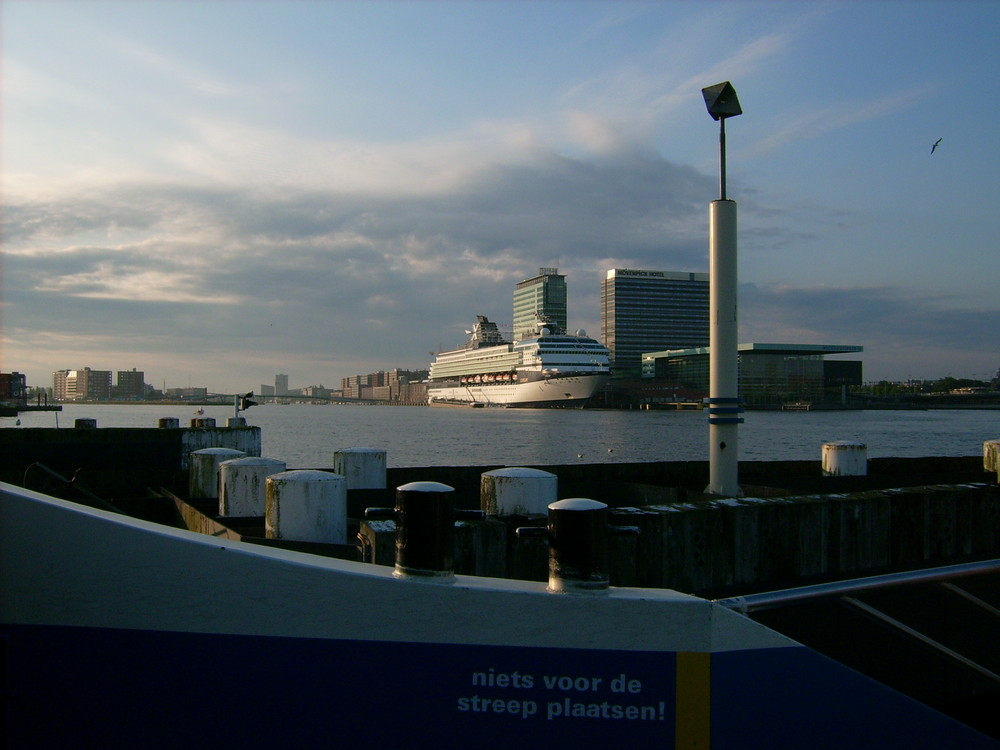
left=701, top=81, right=743, bottom=497
left=702, top=81, right=742, bottom=200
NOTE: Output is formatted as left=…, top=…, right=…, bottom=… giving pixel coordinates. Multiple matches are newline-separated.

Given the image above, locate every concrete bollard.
left=158, top=417, right=180, bottom=429
left=218, top=457, right=287, bottom=517
left=517, top=499, right=639, bottom=594
left=74, top=418, right=97, bottom=429
left=189, top=447, right=247, bottom=499
left=480, top=467, right=557, bottom=516
left=822, top=441, right=867, bottom=476
left=266, top=470, right=347, bottom=544
left=191, top=417, right=217, bottom=428
left=333, top=448, right=387, bottom=490
left=365, top=482, right=484, bottom=580
left=983, top=440, right=1000, bottom=473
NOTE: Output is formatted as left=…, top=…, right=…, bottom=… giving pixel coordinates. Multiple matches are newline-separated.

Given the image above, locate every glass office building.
left=513, top=268, right=567, bottom=340
left=600, top=269, right=709, bottom=375
left=642, top=343, right=864, bottom=408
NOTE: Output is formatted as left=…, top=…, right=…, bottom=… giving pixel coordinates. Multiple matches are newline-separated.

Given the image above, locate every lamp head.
left=702, top=81, right=742, bottom=121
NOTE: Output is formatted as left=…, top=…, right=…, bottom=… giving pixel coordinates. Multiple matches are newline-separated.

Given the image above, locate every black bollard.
left=365, top=482, right=484, bottom=579
left=517, top=499, right=639, bottom=593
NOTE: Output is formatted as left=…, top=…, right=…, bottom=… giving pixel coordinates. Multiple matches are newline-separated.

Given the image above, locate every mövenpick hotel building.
left=600, top=269, right=709, bottom=375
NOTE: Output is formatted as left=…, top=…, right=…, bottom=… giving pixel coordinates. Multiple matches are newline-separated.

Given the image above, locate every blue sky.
left=3, top=0, right=999, bottom=392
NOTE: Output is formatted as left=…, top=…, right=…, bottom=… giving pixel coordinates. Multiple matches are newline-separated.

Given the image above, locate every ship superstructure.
left=427, top=316, right=610, bottom=407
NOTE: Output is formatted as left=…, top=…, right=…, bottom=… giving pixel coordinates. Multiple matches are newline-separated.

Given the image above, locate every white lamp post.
left=702, top=81, right=743, bottom=497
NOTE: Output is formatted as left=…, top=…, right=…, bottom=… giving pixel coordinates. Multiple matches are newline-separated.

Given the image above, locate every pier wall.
left=1, top=426, right=261, bottom=497
left=363, top=481, right=999, bottom=597
left=2, top=426, right=996, bottom=596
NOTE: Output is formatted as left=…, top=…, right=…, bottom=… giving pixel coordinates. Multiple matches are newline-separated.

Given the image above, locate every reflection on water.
left=4, top=403, right=997, bottom=469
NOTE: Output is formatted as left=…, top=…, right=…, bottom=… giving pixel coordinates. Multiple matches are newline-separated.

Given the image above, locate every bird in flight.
left=931, top=137, right=942, bottom=154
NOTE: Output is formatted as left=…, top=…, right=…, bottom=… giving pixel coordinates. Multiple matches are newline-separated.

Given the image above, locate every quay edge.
left=2, top=423, right=1000, bottom=745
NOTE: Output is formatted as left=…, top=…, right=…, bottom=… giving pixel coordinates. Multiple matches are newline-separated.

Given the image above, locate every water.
left=5, top=404, right=997, bottom=469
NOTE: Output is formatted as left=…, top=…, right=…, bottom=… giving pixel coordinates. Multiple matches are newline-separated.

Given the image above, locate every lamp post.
left=702, top=81, right=743, bottom=497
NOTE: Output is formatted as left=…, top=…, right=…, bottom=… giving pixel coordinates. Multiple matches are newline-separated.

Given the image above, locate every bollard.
left=333, top=448, right=387, bottom=490
left=822, top=441, right=867, bottom=477
left=517, top=499, right=639, bottom=593
left=227, top=417, right=247, bottom=427
left=365, top=482, right=484, bottom=579
left=191, top=417, right=217, bottom=428
left=189, top=447, right=247, bottom=499
left=218, top=457, right=287, bottom=517
left=158, top=417, right=180, bottom=429
left=983, top=440, right=1000, bottom=473
left=480, top=467, right=557, bottom=516
left=74, top=418, right=97, bottom=429
left=266, top=470, right=347, bottom=544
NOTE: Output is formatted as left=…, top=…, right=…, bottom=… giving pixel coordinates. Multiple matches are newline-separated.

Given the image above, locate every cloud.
left=3, top=143, right=718, bottom=387
left=740, top=283, right=1000, bottom=378
left=744, top=84, right=937, bottom=159
left=6, top=129, right=994, bottom=388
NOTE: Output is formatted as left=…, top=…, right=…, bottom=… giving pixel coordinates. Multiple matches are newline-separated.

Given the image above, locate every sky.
left=3, top=0, right=999, bottom=393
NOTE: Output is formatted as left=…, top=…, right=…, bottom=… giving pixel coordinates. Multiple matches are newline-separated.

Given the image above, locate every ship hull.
left=428, top=372, right=610, bottom=407
left=3, top=481, right=995, bottom=749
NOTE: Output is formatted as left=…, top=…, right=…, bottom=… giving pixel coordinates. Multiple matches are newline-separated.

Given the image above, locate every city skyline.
left=3, top=1, right=999, bottom=392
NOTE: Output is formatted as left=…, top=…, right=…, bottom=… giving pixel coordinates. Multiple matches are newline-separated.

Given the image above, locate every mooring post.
left=265, top=469, right=347, bottom=544
left=188, top=447, right=247, bottom=499
left=218, top=456, right=287, bottom=517
left=517, top=499, right=639, bottom=593
left=365, top=481, right=484, bottom=580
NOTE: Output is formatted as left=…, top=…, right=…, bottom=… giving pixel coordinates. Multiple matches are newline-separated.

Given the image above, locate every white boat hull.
left=3, top=481, right=993, bottom=749
left=428, top=373, right=610, bottom=407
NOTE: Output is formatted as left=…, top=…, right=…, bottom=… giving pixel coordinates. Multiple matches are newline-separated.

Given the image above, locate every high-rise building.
left=512, top=268, right=567, bottom=340
left=600, top=269, right=710, bottom=375
left=116, top=369, right=146, bottom=400
left=275, top=373, right=289, bottom=396
left=52, top=368, right=113, bottom=400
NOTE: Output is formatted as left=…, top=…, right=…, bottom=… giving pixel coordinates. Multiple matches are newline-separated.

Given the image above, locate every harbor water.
left=4, top=404, right=997, bottom=469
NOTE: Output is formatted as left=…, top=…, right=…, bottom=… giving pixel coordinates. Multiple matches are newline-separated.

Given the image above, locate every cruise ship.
left=427, top=315, right=611, bottom=407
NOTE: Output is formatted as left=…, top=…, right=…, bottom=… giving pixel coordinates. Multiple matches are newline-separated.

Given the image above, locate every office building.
left=52, top=368, right=113, bottom=401
left=116, top=369, right=146, bottom=400
left=642, top=343, right=863, bottom=408
left=600, top=269, right=709, bottom=375
left=275, top=374, right=289, bottom=396
left=513, top=268, right=567, bottom=340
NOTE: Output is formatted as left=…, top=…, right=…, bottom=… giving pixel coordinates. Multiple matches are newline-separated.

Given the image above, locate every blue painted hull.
left=2, top=482, right=996, bottom=749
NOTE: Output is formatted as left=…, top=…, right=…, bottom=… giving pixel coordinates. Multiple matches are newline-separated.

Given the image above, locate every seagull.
left=931, top=137, right=942, bottom=154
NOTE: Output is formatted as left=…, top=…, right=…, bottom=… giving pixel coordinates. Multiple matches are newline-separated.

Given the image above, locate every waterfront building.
left=600, top=269, right=709, bottom=376
left=275, top=374, right=289, bottom=396
left=116, top=369, right=146, bottom=400
left=52, top=368, right=113, bottom=401
left=0, top=372, right=28, bottom=407
left=513, top=267, right=567, bottom=340
left=642, top=343, right=863, bottom=408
